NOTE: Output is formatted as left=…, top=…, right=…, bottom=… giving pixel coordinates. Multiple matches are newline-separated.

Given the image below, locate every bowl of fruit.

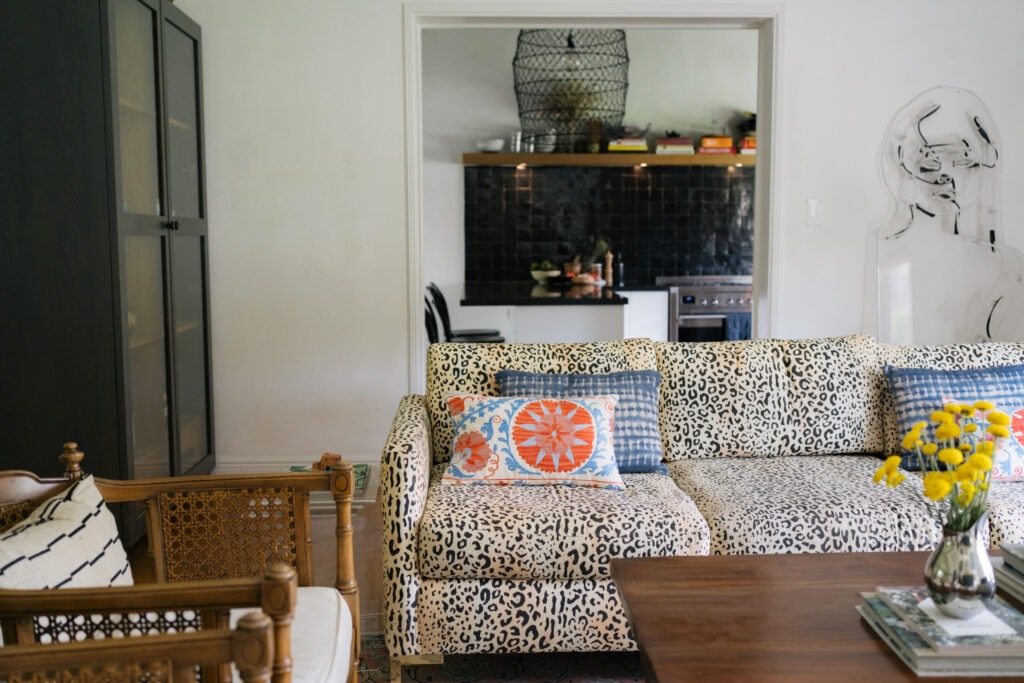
left=530, top=261, right=560, bottom=283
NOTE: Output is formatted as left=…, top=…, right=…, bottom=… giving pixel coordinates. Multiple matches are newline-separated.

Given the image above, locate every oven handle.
left=678, top=315, right=727, bottom=328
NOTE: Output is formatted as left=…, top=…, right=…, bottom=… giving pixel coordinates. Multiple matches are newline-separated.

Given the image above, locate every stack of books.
left=995, top=544, right=1024, bottom=602
left=740, top=136, right=756, bottom=155
left=607, top=138, right=648, bottom=152
left=655, top=136, right=694, bottom=155
left=697, top=136, right=735, bottom=154
left=858, top=585, right=1024, bottom=676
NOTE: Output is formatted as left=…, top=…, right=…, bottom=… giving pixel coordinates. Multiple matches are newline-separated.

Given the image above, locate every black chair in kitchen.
left=426, top=283, right=504, bottom=343
left=425, top=297, right=439, bottom=344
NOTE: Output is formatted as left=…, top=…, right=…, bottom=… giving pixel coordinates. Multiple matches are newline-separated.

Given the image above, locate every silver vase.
left=924, top=511, right=995, bottom=619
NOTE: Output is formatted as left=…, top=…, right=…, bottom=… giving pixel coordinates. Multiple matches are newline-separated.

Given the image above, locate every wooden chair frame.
left=0, top=444, right=359, bottom=683
left=0, top=610, right=275, bottom=682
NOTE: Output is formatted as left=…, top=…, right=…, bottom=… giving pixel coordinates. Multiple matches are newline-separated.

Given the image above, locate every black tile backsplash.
left=464, top=165, right=754, bottom=284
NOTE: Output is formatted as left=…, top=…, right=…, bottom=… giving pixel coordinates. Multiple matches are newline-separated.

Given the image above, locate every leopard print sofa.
left=380, top=336, right=1024, bottom=659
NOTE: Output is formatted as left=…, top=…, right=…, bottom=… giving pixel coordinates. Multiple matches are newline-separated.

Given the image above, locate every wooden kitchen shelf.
left=462, top=152, right=755, bottom=167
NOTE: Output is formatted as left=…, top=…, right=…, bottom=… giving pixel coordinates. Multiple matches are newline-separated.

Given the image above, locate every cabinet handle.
left=165, top=220, right=180, bottom=231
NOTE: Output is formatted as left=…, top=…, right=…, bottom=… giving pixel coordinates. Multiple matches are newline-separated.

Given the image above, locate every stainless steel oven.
left=656, top=275, right=753, bottom=342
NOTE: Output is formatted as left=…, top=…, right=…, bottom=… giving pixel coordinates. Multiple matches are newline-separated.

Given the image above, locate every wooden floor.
left=129, top=499, right=385, bottom=635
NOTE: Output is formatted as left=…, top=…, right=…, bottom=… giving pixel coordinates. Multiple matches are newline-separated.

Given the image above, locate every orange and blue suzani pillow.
left=441, top=393, right=624, bottom=489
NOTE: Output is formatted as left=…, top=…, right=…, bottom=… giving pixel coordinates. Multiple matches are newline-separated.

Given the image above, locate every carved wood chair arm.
left=0, top=611, right=274, bottom=683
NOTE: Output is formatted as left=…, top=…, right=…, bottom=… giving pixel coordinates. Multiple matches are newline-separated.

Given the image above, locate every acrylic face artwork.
left=877, top=86, right=1024, bottom=344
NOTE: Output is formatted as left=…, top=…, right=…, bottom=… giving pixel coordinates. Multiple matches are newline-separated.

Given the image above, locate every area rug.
left=358, top=634, right=644, bottom=682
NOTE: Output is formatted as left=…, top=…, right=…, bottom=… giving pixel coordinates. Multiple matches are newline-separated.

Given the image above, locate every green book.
left=288, top=463, right=369, bottom=492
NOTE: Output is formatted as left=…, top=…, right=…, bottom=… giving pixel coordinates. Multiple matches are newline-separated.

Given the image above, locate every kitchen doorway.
left=403, top=4, right=781, bottom=392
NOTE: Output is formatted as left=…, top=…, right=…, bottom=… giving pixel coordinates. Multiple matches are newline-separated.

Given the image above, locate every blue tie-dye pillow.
left=884, top=364, right=1024, bottom=480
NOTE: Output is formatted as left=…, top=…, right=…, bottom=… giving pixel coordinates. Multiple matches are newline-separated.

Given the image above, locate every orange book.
left=701, top=136, right=734, bottom=148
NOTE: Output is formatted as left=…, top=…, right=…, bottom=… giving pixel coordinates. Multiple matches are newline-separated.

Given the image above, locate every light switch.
left=806, top=198, right=822, bottom=227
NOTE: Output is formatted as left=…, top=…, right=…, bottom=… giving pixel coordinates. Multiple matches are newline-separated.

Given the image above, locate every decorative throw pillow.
left=0, top=475, right=133, bottom=589
left=441, top=393, right=625, bottom=489
left=884, top=364, right=1024, bottom=480
left=496, top=369, right=668, bottom=474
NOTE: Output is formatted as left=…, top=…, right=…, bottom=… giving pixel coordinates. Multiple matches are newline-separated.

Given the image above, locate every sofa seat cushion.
left=230, top=586, right=351, bottom=683
left=667, top=456, right=942, bottom=555
left=989, top=481, right=1024, bottom=546
left=417, top=468, right=710, bottom=580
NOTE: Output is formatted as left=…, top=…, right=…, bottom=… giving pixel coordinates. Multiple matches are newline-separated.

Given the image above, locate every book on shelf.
left=607, top=138, right=648, bottom=152
left=656, top=146, right=695, bottom=155
left=697, top=147, right=737, bottom=154
left=740, top=136, right=757, bottom=150
left=700, top=136, right=734, bottom=148
left=739, top=148, right=756, bottom=155
left=877, top=586, right=1024, bottom=653
left=858, top=593, right=1024, bottom=676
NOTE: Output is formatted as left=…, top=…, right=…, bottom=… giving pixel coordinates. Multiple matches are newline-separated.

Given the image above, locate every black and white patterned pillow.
left=0, top=475, right=132, bottom=589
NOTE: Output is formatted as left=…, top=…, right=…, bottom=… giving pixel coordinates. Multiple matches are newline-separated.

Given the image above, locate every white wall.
left=422, top=28, right=758, bottom=336
left=175, top=0, right=1024, bottom=469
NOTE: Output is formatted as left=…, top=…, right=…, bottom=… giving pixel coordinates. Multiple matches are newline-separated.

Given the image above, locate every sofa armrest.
left=380, top=394, right=433, bottom=657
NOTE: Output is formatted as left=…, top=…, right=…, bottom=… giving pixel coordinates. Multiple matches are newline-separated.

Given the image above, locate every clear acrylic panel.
left=114, top=0, right=162, bottom=216
left=877, top=86, right=1024, bottom=344
left=170, top=235, right=209, bottom=473
left=163, top=22, right=202, bottom=219
left=125, top=235, right=171, bottom=478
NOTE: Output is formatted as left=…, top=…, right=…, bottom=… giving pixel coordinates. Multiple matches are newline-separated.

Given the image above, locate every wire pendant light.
left=513, top=29, right=629, bottom=152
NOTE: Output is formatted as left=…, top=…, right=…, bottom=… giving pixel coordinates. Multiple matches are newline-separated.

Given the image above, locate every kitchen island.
left=454, top=281, right=669, bottom=343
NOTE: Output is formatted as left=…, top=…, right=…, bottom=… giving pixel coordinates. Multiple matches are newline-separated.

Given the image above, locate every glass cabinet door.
left=169, top=235, right=210, bottom=473
left=162, top=16, right=202, bottom=219
left=113, top=0, right=163, bottom=216
left=124, top=236, right=171, bottom=479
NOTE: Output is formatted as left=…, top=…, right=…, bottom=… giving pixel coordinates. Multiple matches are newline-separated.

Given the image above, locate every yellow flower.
left=958, top=482, right=977, bottom=506
left=955, top=463, right=976, bottom=483
left=937, top=448, right=964, bottom=465
left=921, top=443, right=938, bottom=456
left=931, top=411, right=953, bottom=424
left=980, top=481, right=989, bottom=491
left=873, top=456, right=903, bottom=485
left=974, top=400, right=995, bottom=411
left=887, top=472, right=906, bottom=488
left=959, top=443, right=972, bottom=452
left=960, top=405, right=975, bottom=417
left=901, top=430, right=921, bottom=450
left=988, top=411, right=1010, bottom=426
left=987, top=424, right=1010, bottom=439
left=968, top=452, right=993, bottom=471
left=923, top=472, right=953, bottom=500
left=913, top=421, right=928, bottom=430
left=977, top=440, right=995, bottom=454
left=943, top=404, right=961, bottom=414
left=935, top=423, right=962, bottom=440
left=964, top=424, right=978, bottom=433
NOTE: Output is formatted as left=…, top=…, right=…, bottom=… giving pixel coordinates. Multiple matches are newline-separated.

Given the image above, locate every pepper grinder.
left=604, top=251, right=614, bottom=286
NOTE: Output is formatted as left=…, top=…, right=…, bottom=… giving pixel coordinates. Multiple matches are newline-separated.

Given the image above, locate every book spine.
left=701, top=137, right=734, bottom=148
left=697, top=147, right=737, bottom=154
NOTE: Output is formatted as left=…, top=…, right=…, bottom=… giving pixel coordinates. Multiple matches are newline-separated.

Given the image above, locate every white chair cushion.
left=230, top=586, right=351, bottom=683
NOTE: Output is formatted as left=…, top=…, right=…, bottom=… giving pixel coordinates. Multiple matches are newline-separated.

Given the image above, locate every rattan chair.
left=0, top=444, right=359, bottom=683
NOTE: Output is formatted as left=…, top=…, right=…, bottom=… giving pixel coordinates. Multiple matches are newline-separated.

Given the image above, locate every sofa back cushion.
left=877, top=342, right=1024, bottom=455
left=426, top=338, right=658, bottom=465
left=655, top=335, right=884, bottom=460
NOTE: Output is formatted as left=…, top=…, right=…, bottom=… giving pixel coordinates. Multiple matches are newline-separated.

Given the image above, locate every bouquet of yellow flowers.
left=874, top=401, right=1011, bottom=532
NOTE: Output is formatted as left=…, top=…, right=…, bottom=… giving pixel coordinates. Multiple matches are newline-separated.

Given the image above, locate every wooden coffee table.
left=611, top=552, right=1021, bottom=682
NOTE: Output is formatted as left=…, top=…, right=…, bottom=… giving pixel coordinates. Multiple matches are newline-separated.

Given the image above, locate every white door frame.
left=403, top=2, right=784, bottom=392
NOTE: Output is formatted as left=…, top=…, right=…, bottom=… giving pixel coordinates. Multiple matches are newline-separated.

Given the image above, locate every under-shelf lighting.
left=516, top=163, right=527, bottom=170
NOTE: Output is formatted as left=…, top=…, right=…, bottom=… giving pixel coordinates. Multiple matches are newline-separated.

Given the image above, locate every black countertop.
left=461, top=280, right=629, bottom=306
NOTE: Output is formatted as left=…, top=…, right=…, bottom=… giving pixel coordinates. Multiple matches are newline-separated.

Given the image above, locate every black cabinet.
left=0, top=0, right=213, bottom=541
